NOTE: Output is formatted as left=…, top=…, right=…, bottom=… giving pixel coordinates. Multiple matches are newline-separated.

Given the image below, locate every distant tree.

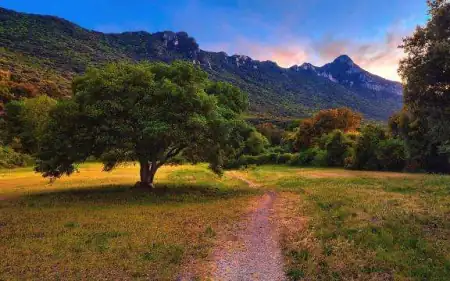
left=376, top=138, right=406, bottom=171
left=320, top=129, right=352, bottom=166
left=312, top=107, right=362, bottom=135
left=4, top=95, right=57, bottom=154
left=398, top=0, right=450, bottom=172
left=293, top=118, right=315, bottom=151
left=294, top=107, right=361, bottom=151
left=348, top=125, right=387, bottom=170
left=244, top=131, right=269, bottom=155
left=255, top=122, right=284, bottom=146
left=36, top=61, right=249, bottom=188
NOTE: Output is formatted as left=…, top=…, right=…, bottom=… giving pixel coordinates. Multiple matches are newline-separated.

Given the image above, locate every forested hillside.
left=0, top=7, right=403, bottom=120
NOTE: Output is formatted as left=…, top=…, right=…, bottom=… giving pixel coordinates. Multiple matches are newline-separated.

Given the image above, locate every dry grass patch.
left=0, top=164, right=259, bottom=280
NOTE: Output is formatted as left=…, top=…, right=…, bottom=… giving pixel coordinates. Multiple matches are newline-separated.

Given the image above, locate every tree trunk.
left=136, top=161, right=156, bottom=189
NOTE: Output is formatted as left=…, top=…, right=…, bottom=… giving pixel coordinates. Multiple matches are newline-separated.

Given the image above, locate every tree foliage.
left=398, top=0, right=450, bottom=172
left=294, top=107, right=361, bottom=151
left=35, top=61, right=249, bottom=187
left=255, top=122, right=285, bottom=146
left=320, top=129, right=352, bottom=167
left=4, top=95, right=57, bottom=154
left=348, top=125, right=387, bottom=170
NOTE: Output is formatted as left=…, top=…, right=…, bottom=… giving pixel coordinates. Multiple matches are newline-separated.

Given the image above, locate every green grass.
left=2, top=164, right=450, bottom=280
left=238, top=166, right=450, bottom=281
left=0, top=163, right=258, bottom=280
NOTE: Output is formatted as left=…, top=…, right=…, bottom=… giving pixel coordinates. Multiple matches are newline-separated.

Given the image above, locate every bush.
left=348, top=124, right=387, bottom=170
left=266, top=146, right=287, bottom=154
left=311, top=149, right=328, bottom=167
left=376, top=138, right=405, bottom=171
left=245, top=131, right=269, bottom=155
left=321, top=130, right=352, bottom=166
left=289, top=147, right=324, bottom=166
left=277, top=153, right=295, bottom=164
left=224, top=152, right=293, bottom=168
left=0, top=146, right=34, bottom=168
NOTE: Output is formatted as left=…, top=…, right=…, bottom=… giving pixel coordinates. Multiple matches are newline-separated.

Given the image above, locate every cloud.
left=226, top=39, right=309, bottom=67
left=312, top=28, right=408, bottom=81
left=204, top=26, right=410, bottom=82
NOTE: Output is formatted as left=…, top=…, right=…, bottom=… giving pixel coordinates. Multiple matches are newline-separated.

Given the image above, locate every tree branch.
left=157, top=146, right=185, bottom=168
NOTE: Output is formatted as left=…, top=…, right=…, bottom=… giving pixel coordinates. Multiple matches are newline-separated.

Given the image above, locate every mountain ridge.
left=0, top=6, right=403, bottom=120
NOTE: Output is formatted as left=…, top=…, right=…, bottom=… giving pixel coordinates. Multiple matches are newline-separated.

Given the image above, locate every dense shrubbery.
left=227, top=108, right=411, bottom=173
left=346, top=125, right=406, bottom=171
left=0, top=146, right=34, bottom=168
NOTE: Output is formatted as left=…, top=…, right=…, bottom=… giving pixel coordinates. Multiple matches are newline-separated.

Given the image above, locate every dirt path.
left=208, top=172, right=285, bottom=280
left=227, top=171, right=261, bottom=188
left=178, top=172, right=287, bottom=281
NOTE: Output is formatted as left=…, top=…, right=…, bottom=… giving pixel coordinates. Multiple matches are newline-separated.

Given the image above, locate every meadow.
left=0, top=164, right=259, bottom=280
left=238, top=166, right=450, bottom=281
left=1, top=164, right=450, bottom=280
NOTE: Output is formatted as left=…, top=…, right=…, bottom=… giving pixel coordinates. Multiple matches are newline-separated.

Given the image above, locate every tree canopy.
left=4, top=95, right=57, bottom=154
left=293, top=107, right=361, bottom=151
left=35, top=61, right=249, bottom=187
left=398, top=0, right=450, bottom=172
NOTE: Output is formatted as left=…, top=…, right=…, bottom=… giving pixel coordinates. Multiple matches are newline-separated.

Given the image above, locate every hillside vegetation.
left=0, top=7, right=402, bottom=120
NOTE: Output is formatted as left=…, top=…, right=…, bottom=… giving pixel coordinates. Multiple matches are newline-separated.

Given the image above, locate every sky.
left=1, top=0, right=429, bottom=81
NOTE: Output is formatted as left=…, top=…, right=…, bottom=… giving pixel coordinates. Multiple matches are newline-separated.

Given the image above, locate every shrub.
left=321, top=130, right=352, bottom=166
left=289, top=147, right=323, bottom=166
left=245, top=131, right=270, bottom=155
left=277, top=153, right=295, bottom=164
left=376, top=138, right=405, bottom=171
left=266, top=146, right=287, bottom=154
left=225, top=152, right=292, bottom=168
left=349, top=124, right=387, bottom=170
left=311, top=149, right=328, bottom=167
left=0, top=146, right=34, bottom=168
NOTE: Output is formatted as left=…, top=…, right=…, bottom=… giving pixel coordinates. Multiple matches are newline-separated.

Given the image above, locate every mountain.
left=0, top=7, right=403, bottom=120
left=294, top=55, right=402, bottom=97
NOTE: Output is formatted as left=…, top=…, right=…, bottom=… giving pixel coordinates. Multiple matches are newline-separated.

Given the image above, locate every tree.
left=312, top=107, right=362, bottom=135
left=320, top=129, right=352, bottom=167
left=4, top=95, right=57, bottom=154
left=255, top=122, right=284, bottom=146
left=244, top=131, right=269, bottom=155
left=398, top=0, right=450, bottom=172
left=348, top=125, right=387, bottom=170
left=35, top=61, right=249, bottom=188
left=293, top=107, right=361, bottom=151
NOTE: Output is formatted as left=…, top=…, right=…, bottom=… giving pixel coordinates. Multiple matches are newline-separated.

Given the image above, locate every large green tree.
left=398, top=0, right=450, bottom=172
left=36, top=61, right=248, bottom=188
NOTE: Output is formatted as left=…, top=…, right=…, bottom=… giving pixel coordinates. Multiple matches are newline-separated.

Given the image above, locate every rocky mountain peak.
left=333, top=54, right=354, bottom=65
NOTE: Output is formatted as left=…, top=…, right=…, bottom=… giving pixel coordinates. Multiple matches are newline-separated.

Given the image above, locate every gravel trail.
left=212, top=191, right=285, bottom=281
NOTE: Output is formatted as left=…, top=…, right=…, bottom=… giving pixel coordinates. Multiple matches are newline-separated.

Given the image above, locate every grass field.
left=0, top=164, right=259, bottom=280
left=1, top=164, right=450, bottom=280
left=237, top=166, right=450, bottom=281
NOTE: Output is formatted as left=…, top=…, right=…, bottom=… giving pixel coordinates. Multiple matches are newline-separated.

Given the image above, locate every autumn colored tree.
left=294, top=107, right=362, bottom=151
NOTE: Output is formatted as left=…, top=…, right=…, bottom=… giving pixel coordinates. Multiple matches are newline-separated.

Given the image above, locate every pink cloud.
left=204, top=26, right=410, bottom=82
left=313, top=29, right=408, bottom=81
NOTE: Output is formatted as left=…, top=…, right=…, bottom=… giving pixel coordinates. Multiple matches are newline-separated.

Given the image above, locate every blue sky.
left=1, top=0, right=429, bottom=81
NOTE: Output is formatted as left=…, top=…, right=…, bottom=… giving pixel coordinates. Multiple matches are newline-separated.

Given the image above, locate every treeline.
left=225, top=107, right=408, bottom=172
